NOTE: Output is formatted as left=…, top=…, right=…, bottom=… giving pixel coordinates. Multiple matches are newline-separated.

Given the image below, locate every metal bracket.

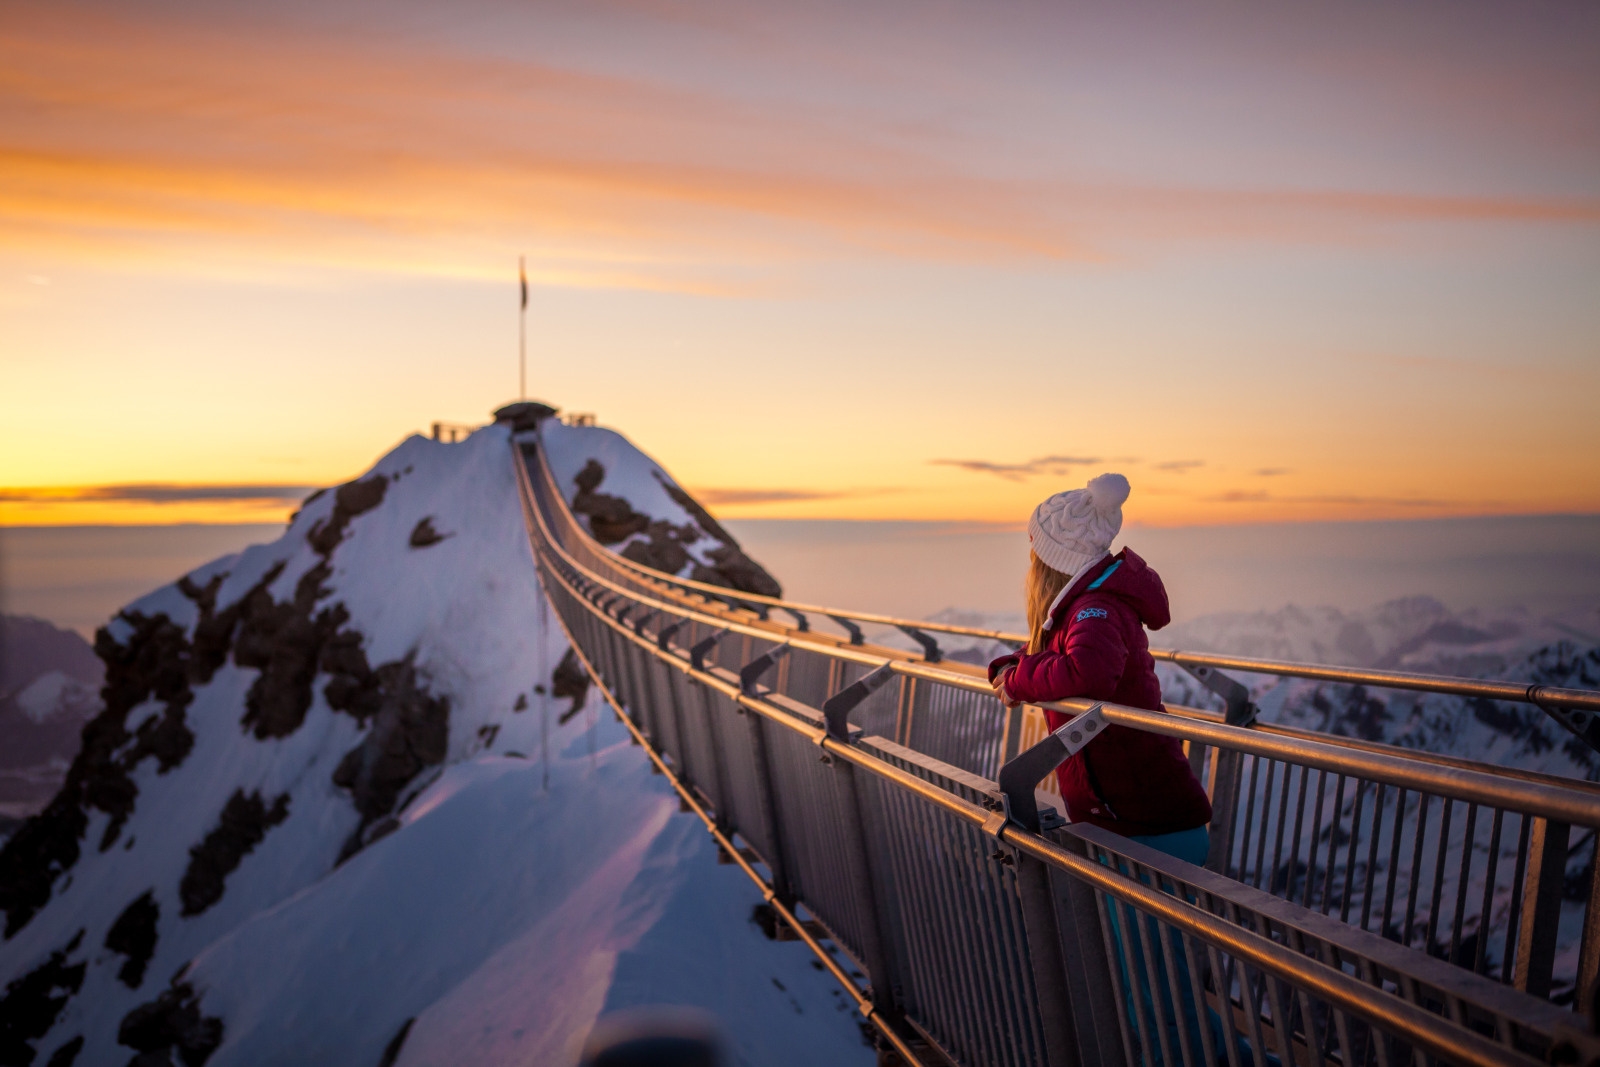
left=615, top=604, right=633, bottom=627
left=1180, top=662, right=1259, bottom=727
left=997, top=704, right=1110, bottom=833
left=779, top=607, right=809, bottom=632
left=657, top=621, right=682, bottom=652
left=740, top=642, right=793, bottom=695
left=828, top=615, right=865, bottom=646
left=897, top=625, right=942, bottom=663
left=630, top=610, right=656, bottom=636
left=690, top=628, right=730, bottom=672
left=1533, top=691, right=1600, bottom=757
left=820, top=663, right=896, bottom=742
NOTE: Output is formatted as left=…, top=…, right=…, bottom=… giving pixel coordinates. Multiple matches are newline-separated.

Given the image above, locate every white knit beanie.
left=1028, top=473, right=1131, bottom=578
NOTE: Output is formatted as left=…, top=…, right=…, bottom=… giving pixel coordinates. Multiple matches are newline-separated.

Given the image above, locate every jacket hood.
left=1049, top=548, right=1171, bottom=631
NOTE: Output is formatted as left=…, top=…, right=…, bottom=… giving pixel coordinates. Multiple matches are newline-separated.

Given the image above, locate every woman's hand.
left=993, top=666, right=1021, bottom=709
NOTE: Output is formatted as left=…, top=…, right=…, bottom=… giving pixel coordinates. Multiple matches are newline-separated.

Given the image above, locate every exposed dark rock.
left=513, top=693, right=528, bottom=712
left=573, top=459, right=604, bottom=495
left=0, top=929, right=85, bottom=1065
left=620, top=520, right=694, bottom=576
left=551, top=648, right=590, bottom=720
left=44, top=1036, right=82, bottom=1067
left=377, top=1017, right=414, bottom=1067
left=477, top=724, right=499, bottom=748
left=117, top=983, right=222, bottom=1067
left=105, top=891, right=159, bottom=988
left=408, top=518, right=450, bottom=548
left=570, top=461, right=652, bottom=545
left=691, top=543, right=782, bottom=598
left=648, top=473, right=782, bottom=596
left=492, top=401, right=558, bottom=432
left=234, top=564, right=349, bottom=740
left=178, top=791, right=290, bottom=917
left=652, top=471, right=736, bottom=545
left=330, top=657, right=450, bottom=859
left=307, top=475, right=388, bottom=557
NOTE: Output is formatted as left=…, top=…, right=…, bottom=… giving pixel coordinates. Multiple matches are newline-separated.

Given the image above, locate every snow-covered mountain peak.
left=0, top=411, right=861, bottom=1067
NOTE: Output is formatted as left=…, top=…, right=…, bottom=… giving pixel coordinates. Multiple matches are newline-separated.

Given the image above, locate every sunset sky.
left=3, top=0, right=1597, bottom=527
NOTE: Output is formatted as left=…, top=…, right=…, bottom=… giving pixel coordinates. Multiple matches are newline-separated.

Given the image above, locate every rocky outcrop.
left=105, top=892, right=159, bottom=989
left=619, top=521, right=695, bottom=576
left=179, top=792, right=291, bottom=917
left=0, top=929, right=85, bottom=1065
left=551, top=649, right=590, bottom=723
left=691, top=544, right=782, bottom=599
left=408, top=518, right=449, bottom=548
left=570, top=460, right=652, bottom=545
left=116, top=983, right=222, bottom=1067
left=568, top=460, right=783, bottom=597
left=330, top=656, right=450, bottom=860
left=307, top=476, right=387, bottom=557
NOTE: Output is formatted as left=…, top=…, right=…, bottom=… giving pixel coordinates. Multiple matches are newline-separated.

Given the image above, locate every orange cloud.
left=4, top=3, right=1594, bottom=292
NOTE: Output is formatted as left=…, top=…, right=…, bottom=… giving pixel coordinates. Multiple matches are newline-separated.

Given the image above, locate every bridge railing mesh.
left=517, top=436, right=1595, bottom=1067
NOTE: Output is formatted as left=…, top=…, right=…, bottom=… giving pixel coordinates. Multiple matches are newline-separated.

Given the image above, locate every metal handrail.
left=515, top=437, right=1571, bottom=1067
left=523, top=434, right=1600, bottom=829
left=527, top=431, right=1600, bottom=715
left=522, top=432, right=1600, bottom=1007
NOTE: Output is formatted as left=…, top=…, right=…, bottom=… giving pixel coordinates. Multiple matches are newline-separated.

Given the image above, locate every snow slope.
left=0, top=416, right=867, bottom=1067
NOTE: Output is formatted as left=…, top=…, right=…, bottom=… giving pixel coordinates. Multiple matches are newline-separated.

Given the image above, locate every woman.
left=991, top=474, right=1236, bottom=1066
left=987, top=472, right=1212, bottom=862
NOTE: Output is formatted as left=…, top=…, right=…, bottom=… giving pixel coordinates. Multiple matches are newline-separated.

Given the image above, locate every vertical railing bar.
left=1321, top=775, right=1348, bottom=915
left=1150, top=873, right=1201, bottom=1067
left=1425, top=798, right=1455, bottom=959
left=1304, top=769, right=1328, bottom=910
left=1403, top=794, right=1433, bottom=951
left=1340, top=780, right=1368, bottom=925
left=1268, top=760, right=1295, bottom=896
left=1253, top=760, right=1279, bottom=890
left=1093, top=877, right=1143, bottom=1067
left=1128, top=863, right=1181, bottom=1067
left=1207, top=941, right=1248, bottom=1067
left=1179, top=929, right=1221, bottom=1067
left=1118, top=888, right=1164, bottom=1067
left=1473, top=808, right=1504, bottom=979
left=1358, top=957, right=1394, bottom=1067
left=1287, top=764, right=1312, bottom=908
left=1239, top=755, right=1263, bottom=886
left=1360, top=784, right=1389, bottom=933
left=1448, top=803, right=1479, bottom=969
left=1380, top=788, right=1409, bottom=945
left=1500, top=812, right=1532, bottom=985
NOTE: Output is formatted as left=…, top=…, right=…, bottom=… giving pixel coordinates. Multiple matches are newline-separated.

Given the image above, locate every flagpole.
left=518, top=255, right=527, bottom=400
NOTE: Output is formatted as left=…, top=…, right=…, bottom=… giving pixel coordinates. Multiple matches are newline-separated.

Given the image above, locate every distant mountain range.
left=0, top=617, right=104, bottom=834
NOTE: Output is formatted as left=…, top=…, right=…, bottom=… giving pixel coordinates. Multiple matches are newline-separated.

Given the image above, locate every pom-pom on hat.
left=1028, top=473, right=1130, bottom=578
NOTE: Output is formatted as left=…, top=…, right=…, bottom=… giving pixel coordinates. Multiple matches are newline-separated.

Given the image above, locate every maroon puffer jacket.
left=988, top=549, right=1212, bottom=837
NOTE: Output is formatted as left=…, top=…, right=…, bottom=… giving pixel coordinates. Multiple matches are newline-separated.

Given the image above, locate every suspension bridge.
left=511, top=428, right=1600, bottom=1067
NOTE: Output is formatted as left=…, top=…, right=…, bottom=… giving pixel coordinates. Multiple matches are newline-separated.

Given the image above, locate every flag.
left=519, top=256, right=528, bottom=310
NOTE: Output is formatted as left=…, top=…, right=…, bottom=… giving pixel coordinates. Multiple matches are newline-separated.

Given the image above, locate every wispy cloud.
left=691, top=487, right=894, bottom=506
left=0, top=484, right=316, bottom=504
left=930, top=455, right=1101, bottom=482
left=1152, top=460, right=1205, bottom=473
left=1254, top=468, right=1292, bottom=477
left=1204, top=490, right=1452, bottom=507
left=4, top=3, right=1595, bottom=291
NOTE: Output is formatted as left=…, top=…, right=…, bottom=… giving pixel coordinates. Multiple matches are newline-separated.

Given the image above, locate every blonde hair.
left=1025, top=550, right=1073, bottom=654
